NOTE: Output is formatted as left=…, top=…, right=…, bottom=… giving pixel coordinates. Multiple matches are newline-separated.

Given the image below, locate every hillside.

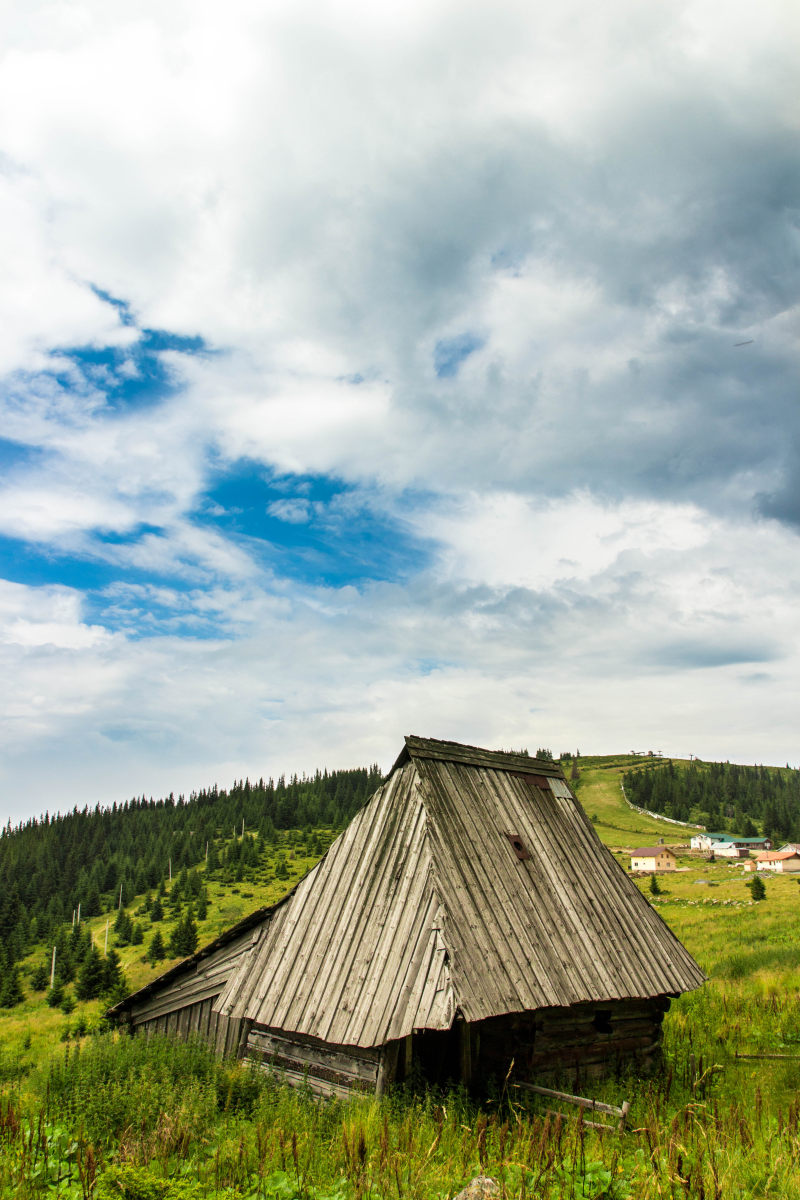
left=0, top=764, right=382, bottom=1011
left=0, top=827, right=332, bottom=1072
left=2, top=749, right=798, bottom=1068
left=567, top=753, right=697, bottom=845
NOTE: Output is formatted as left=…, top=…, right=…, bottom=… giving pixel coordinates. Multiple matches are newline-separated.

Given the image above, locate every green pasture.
left=572, top=754, right=697, bottom=847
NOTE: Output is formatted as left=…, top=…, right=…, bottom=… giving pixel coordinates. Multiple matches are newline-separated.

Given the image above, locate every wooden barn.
left=109, top=736, right=705, bottom=1095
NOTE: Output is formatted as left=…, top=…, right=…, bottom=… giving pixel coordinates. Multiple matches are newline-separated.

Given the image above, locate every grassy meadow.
left=572, top=754, right=694, bottom=846
left=2, top=759, right=800, bottom=1198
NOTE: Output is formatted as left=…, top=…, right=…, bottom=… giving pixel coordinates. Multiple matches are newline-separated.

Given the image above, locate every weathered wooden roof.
left=216, top=760, right=454, bottom=1045
left=213, top=736, right=704, bottom=1047
left=392, top=736, right=565, bottom=779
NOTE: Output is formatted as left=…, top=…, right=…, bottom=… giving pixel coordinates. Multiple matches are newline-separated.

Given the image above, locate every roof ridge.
left=395, top=735, right=565, bottom=779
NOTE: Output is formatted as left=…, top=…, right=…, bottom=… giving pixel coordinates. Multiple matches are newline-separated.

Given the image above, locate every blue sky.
left=0, top=0, right=798, bottom=820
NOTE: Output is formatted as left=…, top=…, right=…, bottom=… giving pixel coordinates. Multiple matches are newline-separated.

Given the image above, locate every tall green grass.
left=3, top=1000, right=800, bottom=1199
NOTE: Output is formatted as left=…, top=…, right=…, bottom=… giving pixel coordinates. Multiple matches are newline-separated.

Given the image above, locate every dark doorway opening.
left=412, top=1026, right=461, bottom=1086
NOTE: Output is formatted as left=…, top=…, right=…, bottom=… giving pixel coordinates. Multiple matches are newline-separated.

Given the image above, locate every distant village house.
left=753, top=850, right=800, bottom=874
left=630, top=845, right=678, bottom=872
left=690, top=833, right=772, bottom=855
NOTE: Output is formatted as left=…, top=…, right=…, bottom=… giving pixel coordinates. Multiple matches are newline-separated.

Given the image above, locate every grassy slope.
left=0, top=835, right=330, bottom=1071
left=4, top=759, right=800, bottom=1200
left=571, top=753, right=694, bottom=847
left=572, top=755, right=800, bottom=983
left=4, top=760, right=799, bottom=1069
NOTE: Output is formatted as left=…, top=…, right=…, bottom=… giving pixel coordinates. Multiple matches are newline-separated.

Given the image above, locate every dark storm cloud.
left=368, top=96, right=799, bottom=522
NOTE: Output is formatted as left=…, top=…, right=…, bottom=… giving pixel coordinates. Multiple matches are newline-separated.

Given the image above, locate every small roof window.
left=505, top=832, right=532, bottom=861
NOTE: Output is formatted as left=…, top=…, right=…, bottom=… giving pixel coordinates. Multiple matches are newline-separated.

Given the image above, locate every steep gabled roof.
left=215, top=737, right=704, bottom=1047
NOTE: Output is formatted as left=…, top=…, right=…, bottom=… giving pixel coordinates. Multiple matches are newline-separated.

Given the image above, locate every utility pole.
left=50, top=946, right=56, bottom=989
left=118, top=883, right=123, bottom=910
left=77, top=902, right=81, bottom=925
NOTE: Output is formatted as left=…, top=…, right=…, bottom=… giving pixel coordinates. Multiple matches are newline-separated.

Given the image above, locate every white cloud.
left=1, top=496, right=799, bottom=820
left=267, top=498, right=312, bottom=524
left=0, top=172, right=129, bottom=375
left=0, top=579, right=111, bottom=649
left=419, top=492, right=708, bottom=590
left=0, top=0, right=798, bottom=816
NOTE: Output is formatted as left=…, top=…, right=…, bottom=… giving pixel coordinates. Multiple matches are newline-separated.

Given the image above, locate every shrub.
left=748, top=874, right=767, bottom=902
left=95, top=1164, right=206, bottom=1200
left=47, top=983, right=65, bottom=1008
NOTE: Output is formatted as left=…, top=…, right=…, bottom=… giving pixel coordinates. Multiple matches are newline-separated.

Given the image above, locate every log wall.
left=241, top=996, right=670, bottom=1097
left=244, top=1025, right=381, bottom=1099
left=472, top=997, right=671, bottom=1086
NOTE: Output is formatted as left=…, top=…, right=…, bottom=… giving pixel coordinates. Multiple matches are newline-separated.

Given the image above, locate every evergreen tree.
left=748, top=874, right=767, bottom=902
left=182, top=908, right=198, bottom=955
left=75, top=945, right=106, bottom=1001
left=30, top=962, right=50, bottom=991
left=168, top=908, right=198, bottom=958
left=149, top=896, right=164, bottom=922
left=0, top=963, right=24, bottom=1008
left=147, top=929, right=166, bottom=964
left=113, top=907, right=133, bottom=945
left=649, top=872, right=662, bottom=895
left=47, top=982, right=64, bottom=1008
left=102, top=948, right=125, bottom=995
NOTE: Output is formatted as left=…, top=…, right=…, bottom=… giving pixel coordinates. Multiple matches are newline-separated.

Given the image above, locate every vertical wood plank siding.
left=217, top=763, right=456, bottom=1046
left=126, top=924, right=263, bottom=1061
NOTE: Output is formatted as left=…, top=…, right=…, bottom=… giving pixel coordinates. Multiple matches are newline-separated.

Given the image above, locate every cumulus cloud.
left=0, top=0, right=798, bottom=816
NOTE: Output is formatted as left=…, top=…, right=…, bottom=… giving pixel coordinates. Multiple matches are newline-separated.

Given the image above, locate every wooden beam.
left=517, top=1081, right=629, bottom=1126
left=459, top=1018, right=472, bottom=1086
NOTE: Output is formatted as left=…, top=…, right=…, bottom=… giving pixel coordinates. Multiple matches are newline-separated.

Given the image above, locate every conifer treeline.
left=0, top=763, right=383, bottom=999
left=623, top=759, right=800, bottom=843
